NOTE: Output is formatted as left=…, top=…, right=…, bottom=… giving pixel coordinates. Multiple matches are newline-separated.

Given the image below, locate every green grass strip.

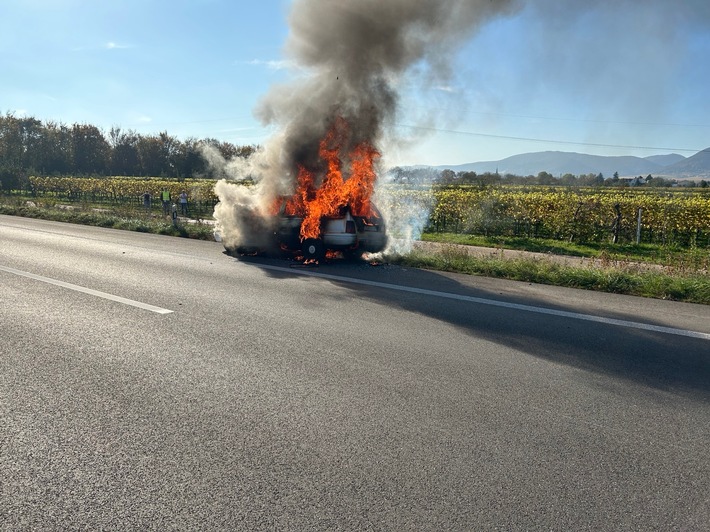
left=389, top=247, right=710, bottom=305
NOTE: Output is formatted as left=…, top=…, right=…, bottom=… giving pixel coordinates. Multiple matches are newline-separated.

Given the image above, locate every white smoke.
left=374, top=183, right=435, bottom=255
left=199, top=144, right=251, bottom=181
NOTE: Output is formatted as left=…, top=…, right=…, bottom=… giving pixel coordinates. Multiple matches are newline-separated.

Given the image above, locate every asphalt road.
left=2, top=214, right=709, bottom=531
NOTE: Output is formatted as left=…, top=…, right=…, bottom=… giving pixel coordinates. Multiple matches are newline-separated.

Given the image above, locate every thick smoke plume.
left=214, top=0, right=520, bottom=251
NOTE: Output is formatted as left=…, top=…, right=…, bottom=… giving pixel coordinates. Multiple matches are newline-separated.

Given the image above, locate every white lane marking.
left=0, top=265, right=173, bottom=315
left=259, top=264, right=710, bottom=341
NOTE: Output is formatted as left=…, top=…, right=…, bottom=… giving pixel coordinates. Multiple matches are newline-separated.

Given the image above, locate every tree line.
left=390, top=167, right=708, bottom=188
left=0, top=112, right=255, bottom=190
left=5, top=111, right=707, bottom=192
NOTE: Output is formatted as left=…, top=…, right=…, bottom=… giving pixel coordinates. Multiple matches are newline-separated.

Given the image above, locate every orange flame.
left=284, top=117, right=380, bottom=241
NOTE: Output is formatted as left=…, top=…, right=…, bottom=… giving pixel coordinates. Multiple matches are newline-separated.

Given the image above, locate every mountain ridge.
left=431, top=148, right=710, bottom=178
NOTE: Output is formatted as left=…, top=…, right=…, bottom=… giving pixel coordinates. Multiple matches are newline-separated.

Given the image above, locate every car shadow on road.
left=232, top=254, right=710, bottom=396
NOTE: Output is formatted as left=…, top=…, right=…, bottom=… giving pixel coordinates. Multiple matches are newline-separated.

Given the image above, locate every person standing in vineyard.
left=161, top=189, right=171, bottom=215
left=142, top=191, right=151, bottom=211
left=179, top=190, right=188, bottom=216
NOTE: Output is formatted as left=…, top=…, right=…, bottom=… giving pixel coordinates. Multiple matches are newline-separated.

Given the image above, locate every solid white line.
left=0, top=265, right=173, bottom=315
left=259, top=264, right=710, bottom=341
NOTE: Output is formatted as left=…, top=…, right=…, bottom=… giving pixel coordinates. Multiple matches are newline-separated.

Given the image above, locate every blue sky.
left=2, top=0, right=709, bottom=167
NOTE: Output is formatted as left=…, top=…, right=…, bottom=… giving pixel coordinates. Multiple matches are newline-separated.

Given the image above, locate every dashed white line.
left=259, top=264, right=710, bottom=341
left=0, top=265, right=173, bottom=314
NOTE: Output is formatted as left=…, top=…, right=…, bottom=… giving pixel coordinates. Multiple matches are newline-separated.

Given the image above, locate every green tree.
left=0, top=113, right=23, bottom=173
left=17, top=117, right=44, bottom=172
left=438, top=169, right=457, bottom=184
left=0, top=113, right=23, bottom=188
left=0, top=110, right=258, bottom=180
left=38, top=121, right=73, bottom=175
left=480, top=172, right=502, bottom=186
left=174, top=137, right=206, bottom=178
left=537, top=171, right=555, bottom=185
left=560, top=173, right=578, bottom=186
left=137, top=135, right=165, bottom=176
left=108, top=127, right=141, bottom=176
left=158, top=131, right=181, bottom=177
left=0, top=113, right=50, bottom=187
left=72, top=124, right=109, bottom=174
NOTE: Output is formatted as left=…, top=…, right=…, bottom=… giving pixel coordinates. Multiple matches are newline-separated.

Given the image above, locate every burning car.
left=223, top=197, right=387, bottom=261
left=216, top=116, right=387, bottom=261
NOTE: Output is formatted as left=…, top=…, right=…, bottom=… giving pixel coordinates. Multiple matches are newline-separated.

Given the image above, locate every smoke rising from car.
left=212, top=0, right=520, bottom=252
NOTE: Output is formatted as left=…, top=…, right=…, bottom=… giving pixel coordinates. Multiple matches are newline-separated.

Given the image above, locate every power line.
left=465, top=110, right=710, bottom=129
left=396, top=123, right=706, bottom=154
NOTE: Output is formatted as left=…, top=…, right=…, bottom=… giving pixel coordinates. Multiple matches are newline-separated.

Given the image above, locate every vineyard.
left=19, top=176, right=710, bottom=247
left=379, top=185, right=710, bottom=247
left=27, top=175, right=222, bottom=219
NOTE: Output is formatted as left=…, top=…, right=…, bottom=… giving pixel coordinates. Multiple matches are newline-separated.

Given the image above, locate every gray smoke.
left=214, top=0, right=521, bottom=250
left=257, top=0, right=520, bottom=173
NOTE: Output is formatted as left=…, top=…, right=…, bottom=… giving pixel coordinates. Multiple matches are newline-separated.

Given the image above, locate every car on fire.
left=223, top=199, right=387, bottom=261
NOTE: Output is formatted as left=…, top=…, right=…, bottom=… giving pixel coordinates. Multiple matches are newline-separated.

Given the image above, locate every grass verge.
left=388, top=246, right=710, bottom=305
left=420, top=232, right=710, bottom=270
left=0, top=201, right=215, bottom=240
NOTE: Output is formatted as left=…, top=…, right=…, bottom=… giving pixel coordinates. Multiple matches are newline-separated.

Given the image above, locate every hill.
left=661, top=148, right=710, bottom=178
left=434, top=148, right=710, bottom=178
left=644, top=153, right=685, bottom=166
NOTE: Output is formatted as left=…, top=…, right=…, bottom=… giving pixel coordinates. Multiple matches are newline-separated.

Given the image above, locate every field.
left=378, top=184, right=710, bottom=248
left=25, top=176, right=221, bottom=220
left=6, top=176, right=710, bottom=253
left=17, top=177, right=710, bottom=247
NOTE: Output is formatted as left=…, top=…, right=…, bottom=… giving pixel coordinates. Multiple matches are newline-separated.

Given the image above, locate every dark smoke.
left=256, top=0, right=521, bottom=178
left=214, top=0, right=521, bottom=249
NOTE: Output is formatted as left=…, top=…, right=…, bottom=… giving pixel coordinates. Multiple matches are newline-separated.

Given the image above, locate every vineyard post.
left=636, top=207, right=642, bottom=244
left=612, top=203, right=622, bottom=244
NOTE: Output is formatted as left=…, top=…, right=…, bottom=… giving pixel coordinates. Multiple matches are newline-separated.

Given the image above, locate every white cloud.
left=70, top=42, right=134, bottom=52
left=246, top=59, right=296, bottom=71
left=105, top=42, right=133, bottom=50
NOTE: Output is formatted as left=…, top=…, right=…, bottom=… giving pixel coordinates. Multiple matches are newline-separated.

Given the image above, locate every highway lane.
left=1, top=214, right=709, bottom=530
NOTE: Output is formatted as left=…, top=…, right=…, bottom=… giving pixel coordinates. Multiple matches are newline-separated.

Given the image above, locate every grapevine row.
left=28, top=176, right=219, bottom=204
left=379, top=186, right=710, bottom=246
left=25, top=177, right=710, bottom=246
